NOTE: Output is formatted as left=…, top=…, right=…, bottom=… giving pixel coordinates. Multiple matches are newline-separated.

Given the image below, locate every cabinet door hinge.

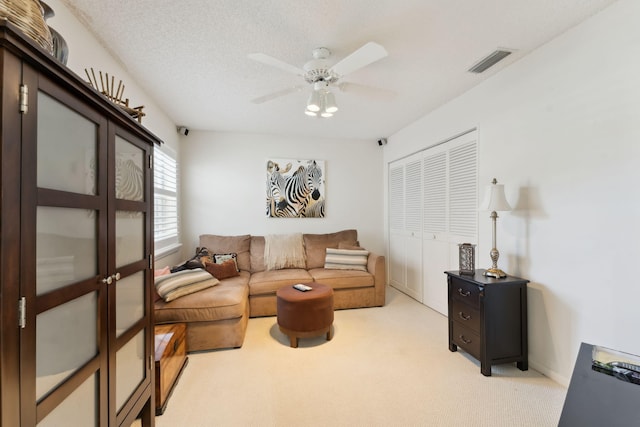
left=18, top=297, right=26, bottom=328
left=149, top=254, right=153, bottom=270
left=19, top=84, right=28, bottom=114
left=148, top=154, right=153, bottom=170
left=149, top=355, right=154, bottom=370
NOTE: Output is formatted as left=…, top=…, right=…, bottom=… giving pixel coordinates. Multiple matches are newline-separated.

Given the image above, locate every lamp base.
left=484, top=267, right=507, bottom=279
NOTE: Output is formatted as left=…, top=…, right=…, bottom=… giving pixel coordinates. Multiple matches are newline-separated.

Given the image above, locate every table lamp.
left=480, top=178, right=511, bottom=278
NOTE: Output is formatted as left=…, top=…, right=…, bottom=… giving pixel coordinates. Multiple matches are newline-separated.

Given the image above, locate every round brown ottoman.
left=276, top=283, right=334, bottom=348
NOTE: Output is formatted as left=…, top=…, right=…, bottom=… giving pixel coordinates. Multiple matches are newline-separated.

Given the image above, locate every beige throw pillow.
left=264, top=233, right=306, bottom=270
left=324, top=248, right=369, bottom=271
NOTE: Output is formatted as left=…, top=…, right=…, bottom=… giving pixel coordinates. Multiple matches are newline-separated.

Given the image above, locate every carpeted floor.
left=139, top=286, right=567, bottom=426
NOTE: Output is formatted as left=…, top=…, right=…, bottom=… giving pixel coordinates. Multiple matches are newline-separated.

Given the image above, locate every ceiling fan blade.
left=337, top=82, right=396, bottom=102
left=330, top=42, right=388, bottom=77
left=251, top=85, right=305, bottom=104
left=247, top=53, right=305, bottom=76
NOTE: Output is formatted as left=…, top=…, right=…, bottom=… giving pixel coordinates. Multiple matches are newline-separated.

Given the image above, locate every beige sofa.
left=154, top=230, right=385, bottom=352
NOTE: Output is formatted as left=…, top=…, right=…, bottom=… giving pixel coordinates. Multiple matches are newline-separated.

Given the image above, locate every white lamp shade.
left=307, top=91, right=321, bottom=112
left=324, top=91, right=338, bottom=113
left=480, top=180, right=511, bottom=211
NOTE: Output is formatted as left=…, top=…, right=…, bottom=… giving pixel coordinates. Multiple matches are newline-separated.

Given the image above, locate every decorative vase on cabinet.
left=39, top=0, right=69, bottom=64
left=0, top=0, right=53, bottom=52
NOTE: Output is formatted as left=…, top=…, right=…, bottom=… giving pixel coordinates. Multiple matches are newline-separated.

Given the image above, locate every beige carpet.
left=140, top=286, right=567, bottom=426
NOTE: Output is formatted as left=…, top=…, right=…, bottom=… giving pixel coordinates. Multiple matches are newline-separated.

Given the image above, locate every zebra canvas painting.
left=266, top=158, right=325, bottom=218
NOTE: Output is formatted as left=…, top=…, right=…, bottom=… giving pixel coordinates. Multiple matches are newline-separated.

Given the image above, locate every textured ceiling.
left=60, top=0, right=617, bottom=140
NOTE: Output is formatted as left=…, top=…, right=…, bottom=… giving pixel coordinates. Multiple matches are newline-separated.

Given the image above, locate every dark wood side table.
left=445, top=270, right=529, bottom=376
left=155, top=323, right=189, bottom=415
left=559, top=342, right=640, bottom=426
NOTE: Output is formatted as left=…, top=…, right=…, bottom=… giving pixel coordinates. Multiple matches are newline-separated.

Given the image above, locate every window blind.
left=154, top=146, right=179, bottom=252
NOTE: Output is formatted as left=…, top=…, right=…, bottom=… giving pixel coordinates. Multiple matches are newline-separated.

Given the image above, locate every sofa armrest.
left=367, top=253, right=386, bottom=307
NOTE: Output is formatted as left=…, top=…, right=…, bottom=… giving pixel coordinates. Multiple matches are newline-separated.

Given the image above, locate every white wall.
left=384, top=0, right=640, bottom=385
left=180, top=131, right=385, bottom=256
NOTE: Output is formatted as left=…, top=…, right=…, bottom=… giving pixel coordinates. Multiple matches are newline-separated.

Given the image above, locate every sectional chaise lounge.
left=154, top=229, right=386, bottom=351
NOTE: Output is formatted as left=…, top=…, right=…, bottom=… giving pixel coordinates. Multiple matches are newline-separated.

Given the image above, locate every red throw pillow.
left=205, top=259, right=239, bottom=280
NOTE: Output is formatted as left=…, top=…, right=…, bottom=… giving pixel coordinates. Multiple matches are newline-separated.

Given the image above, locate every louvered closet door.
left=422, top=132, right=477, bottom=315
left=404, top=157, right=423, bottom=301
left=388, top=164, right=405, bottom=288
left=388, top=153, right=422, bottom=301
left=422, top=151, right=449, bottom=313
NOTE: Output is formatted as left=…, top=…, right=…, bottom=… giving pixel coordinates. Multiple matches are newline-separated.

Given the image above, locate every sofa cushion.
left=324, top=248, right=370, bottom=272
left=308, top=268, right=374, bottom=289
left=154, top=269, right=220, bottom=302
left=249, top=269, right=313, bottom=296
left=199, top=234, right=251, bottom=271
left=303, top=229, right=358, bottom=269
left=250, top=236, right=266, bottom=273
left=338, top=241, right=363, bottom=250
left=154, top=272, right=250, bottom=323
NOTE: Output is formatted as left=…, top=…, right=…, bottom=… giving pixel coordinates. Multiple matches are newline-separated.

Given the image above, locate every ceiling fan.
left=248, top=42, right=389, bottom=117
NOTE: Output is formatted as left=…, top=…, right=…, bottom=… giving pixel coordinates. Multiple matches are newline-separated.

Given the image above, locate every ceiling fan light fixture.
left=306, top=91, right=321, bottom=112
left=320, top=111, right=333, bottom=118
left=304, top=107, right=317, bottom=117
left=324, top=91, right=338, bottom=113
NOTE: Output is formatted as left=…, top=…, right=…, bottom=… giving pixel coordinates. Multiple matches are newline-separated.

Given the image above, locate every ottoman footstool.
left=276, top=283, right=334, bottom=348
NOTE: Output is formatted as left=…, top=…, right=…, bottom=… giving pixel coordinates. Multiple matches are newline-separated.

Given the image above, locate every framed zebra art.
left=266, top=158, right=325, bottom=218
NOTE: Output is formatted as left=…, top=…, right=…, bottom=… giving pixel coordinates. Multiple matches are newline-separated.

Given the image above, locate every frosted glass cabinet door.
left=115, top=135, right=146, bottom=268
left=112, top=132, right=151, bottom=420
left=115, top=272, right=144, bottom=337
left=35, top=292, right=97, bottom=400
left=115, top=330, right=145, bottom=412
left=115, top=212, right=145, bottom=268
left=37, top=374, right=98, bottom=427
left=37, top=92, right=97, bottom=195
left=36, top=207, right=97, bottom=295
left=115, top=136, right=144, bottom=202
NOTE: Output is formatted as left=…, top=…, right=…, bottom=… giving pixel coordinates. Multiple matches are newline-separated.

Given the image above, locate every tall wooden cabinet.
left=0, top=22, right=161, bottom=426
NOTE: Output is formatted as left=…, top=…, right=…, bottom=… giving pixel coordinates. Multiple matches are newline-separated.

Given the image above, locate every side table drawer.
left=451, top=299, right=480, bottom=333
left=450, top=279, right=481, bottom=309
left=451, top=322, right=481, bottom=360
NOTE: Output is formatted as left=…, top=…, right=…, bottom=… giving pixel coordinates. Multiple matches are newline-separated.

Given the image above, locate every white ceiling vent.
left=468, top=49, right=513, bottom=73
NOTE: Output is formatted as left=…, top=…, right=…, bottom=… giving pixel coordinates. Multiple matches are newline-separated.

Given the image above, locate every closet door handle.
left=112, top=272, right=121, bottom=281
left=102, top=276, right=113, bottom=285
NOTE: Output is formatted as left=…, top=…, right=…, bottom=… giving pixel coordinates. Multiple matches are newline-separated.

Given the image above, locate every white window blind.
left=154, top=145, right=179, bottom=253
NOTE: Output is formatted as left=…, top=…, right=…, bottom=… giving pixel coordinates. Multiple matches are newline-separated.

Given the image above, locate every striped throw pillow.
left=324, top=248, right=369, bottom=271
left=154, top=268, right=219, bottom=302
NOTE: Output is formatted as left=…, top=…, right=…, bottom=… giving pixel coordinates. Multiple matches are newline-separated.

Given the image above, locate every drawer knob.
left=458, top=311, right=471, bottom=321
left=459, top=335, right=472, bottom=344
left=457, top=288, right=470, bottom=297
